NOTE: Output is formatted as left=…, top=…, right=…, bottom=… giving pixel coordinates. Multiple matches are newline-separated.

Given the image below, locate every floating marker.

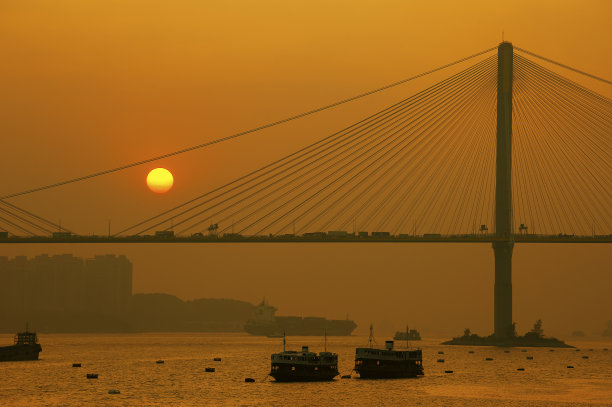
left=244, top=378, right=255, bottom=382
left=567, top=365, right=574, bottom=368
left=485, top=358, right=493, bottom=361
left=205, top=367, right=215, bottom=372
left=86, top=373, right=98, bottom=379
left=437, top=359, right=444, bottom=363
left=72, top=363, right=81, bottom=367
left=444, top=370, right=453, bottom=374
left=214, top=357, right=222, bottom=361
left=156, top=360, right=164, bottom=364
left=517, top=368, right=525, bottom=371
left=526, top=356, right=534, bottom=360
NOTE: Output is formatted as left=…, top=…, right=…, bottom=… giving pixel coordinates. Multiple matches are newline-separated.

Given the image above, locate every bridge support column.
left=493, top=42, right=514, bottom=338
left=493, top=241, right=514, bottom=337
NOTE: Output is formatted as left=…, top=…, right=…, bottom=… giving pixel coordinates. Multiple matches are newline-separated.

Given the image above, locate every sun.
left=146, top=168, right=174, bottom=194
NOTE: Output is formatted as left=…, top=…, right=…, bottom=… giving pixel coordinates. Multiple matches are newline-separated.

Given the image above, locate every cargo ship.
left=354, top=325, right=424, bottom=379
left=270, top=335, right=339, bottom=382
left=245, top=299, right=356, bottom=336
left=0, top=329, right=42, bottom=362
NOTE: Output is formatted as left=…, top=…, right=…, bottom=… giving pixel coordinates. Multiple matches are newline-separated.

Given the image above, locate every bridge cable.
left=1, top=47, right=498, bottom=201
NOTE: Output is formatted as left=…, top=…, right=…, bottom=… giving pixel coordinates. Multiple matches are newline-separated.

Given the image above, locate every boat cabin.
left=14, top=331, right=38, bottom=345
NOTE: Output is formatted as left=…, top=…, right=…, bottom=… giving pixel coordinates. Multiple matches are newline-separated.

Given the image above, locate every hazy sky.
left=1, top=1, right=610, bottom=336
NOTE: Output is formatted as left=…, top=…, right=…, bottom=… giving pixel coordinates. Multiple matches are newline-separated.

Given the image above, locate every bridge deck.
left=1, top=235, right=610, bottom=244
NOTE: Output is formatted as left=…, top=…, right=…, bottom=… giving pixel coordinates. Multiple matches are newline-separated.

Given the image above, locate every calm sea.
left=0, top=333, right=610, bottom=406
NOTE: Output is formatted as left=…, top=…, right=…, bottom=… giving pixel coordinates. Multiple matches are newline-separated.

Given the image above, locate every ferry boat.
left=354, top=325, right=424, bottom=379
left=0, top=329, right=42, bottom=362
left=269, top=335, right=339, bottom=382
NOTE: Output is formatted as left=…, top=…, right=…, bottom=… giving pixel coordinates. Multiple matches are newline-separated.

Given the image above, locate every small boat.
left=213, top=357, right=222, bottom=361
left=86, top=373, right=98, bottom=379
left=156, top=360, right=164, bottom=364
left=354, top=325, right=424, bottom=379
left=72, top=363, right=82, bottom=367
left=205, top=367, right=215, bottom=372
left=244, top=377, right=255, bottom=382
left=393, top=326, right=421, bottom=341
left=269, top=332, right=339, bottom=382
left=0, top=326, right=42, bottom=362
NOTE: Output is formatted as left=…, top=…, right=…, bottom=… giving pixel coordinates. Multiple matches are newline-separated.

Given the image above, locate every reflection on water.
left=1, top=333, right=611, bottom=406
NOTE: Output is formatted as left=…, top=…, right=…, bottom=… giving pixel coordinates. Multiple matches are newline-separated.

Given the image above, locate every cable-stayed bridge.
left=1, top=42, right=610, bottom=337
left=1, top=42, right=609, bottom=244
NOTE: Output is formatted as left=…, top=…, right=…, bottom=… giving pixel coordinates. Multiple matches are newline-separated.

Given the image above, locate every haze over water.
left=1, top=333, right=611, bottom=406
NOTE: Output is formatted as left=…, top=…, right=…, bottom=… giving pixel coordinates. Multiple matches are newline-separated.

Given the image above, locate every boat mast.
left=368, top=323, right=375, bottom=348
left=283, top=330, right=286, bottom=352
left=324, top=329, right=327, bottom=352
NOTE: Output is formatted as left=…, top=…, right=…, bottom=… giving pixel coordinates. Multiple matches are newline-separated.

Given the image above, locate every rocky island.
left=442, top=320, right=573, bottom=348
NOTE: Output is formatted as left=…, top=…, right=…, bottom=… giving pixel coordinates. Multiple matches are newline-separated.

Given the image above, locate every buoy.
left=156, top=360, right=164, bottom=364
left=244, top=378, right=255, bottom=382
left=567, top=365, right=574, bottom=368
left=516, top=368, right=525, bottom=371
left=108, top=390, right=120, bottom=394
left=341, top=375, right=351, bottom=379
left=72, top=363, right=81, bottom=367
left=214, top=357, right=222, bottom=361
left=526, top=356, right=533, bottom=360
left=86, top=374, right=98, bottom=379
left=205, top=367, right=215, bottom=372
left=444, top=370, right=453, bottom=373
left=437, top=359, right=444, bottom=363
left=438, top=351, right=444, bottom=354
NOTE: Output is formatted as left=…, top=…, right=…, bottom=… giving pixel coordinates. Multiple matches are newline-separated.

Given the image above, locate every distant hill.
left=129, top=294, right=255, bottom=332
left=0, top=294, right=255, bottom=333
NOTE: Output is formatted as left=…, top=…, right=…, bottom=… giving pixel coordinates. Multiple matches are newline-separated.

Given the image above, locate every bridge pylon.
left=493, top=41, right=514, bottom=338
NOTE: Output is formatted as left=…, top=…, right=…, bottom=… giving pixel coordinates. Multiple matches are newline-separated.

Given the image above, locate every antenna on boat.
left=368, top=323, right=376, bottom=348
left=406, top=325, right=410, bottom=349
left=283, top=330, right=286, bottom=352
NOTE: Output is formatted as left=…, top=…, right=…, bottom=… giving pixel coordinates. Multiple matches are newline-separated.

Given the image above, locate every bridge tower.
left=493, top=41, right=514, bottom=338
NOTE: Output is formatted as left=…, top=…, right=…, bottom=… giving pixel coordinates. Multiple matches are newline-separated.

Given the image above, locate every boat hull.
left=355, top=358, right=424, bottom=379
left=0, top=344, right=42, bottom=362
left=270, top=363, right=338, bottom=382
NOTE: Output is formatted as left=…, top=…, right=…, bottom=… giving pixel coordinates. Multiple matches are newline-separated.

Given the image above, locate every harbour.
left=1, top=333, right=610, bottom=406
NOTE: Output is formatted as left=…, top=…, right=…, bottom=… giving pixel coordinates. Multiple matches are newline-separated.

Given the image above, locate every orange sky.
left=0, top=1, right=610, bottom=336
